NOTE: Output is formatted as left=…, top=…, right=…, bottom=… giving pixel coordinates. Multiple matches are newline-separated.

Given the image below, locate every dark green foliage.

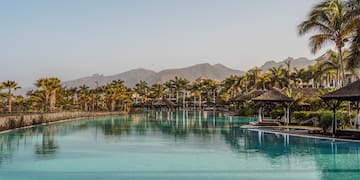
left=293, top=110, right=351, bottom=132
left=238, top=108, right=256, bottom=116
left=269, top=109, right=285, bottom=119
left=319, top=111, right=333, bottom=132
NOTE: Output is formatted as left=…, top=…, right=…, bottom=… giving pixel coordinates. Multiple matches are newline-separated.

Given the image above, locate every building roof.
left=291, top=88, right=320, bottom=99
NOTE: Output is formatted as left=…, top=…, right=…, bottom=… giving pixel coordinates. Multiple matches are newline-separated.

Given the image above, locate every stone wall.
left=0, top=111, right=126, bottom=132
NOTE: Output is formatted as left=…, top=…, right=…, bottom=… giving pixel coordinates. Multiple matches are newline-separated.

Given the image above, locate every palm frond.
left=309, top=34, right=333, bottom=54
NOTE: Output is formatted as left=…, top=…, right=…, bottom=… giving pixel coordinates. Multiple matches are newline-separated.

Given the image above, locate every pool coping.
left=0, top=114, right=126, bottom=135
left=245, top=127, right=360, bottom=143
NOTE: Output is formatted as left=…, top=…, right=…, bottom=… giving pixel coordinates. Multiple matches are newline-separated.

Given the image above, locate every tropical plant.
left=77, top=85, right=90, bottom=111
left=221, top=75, right=242, bottom=97
left=149, top=83, right=165, bottom=101
left=35, top=78, right=61, bottom=112
left=2, top=80, right=21, bottom=113
left=170, top=76, right=190, bottom=104
left=298, top=0, right=359, bottom=87
left=134, top=81, right=149, bottom=103
left=268, top=66, right=287, bottom=88
left=347, top=0, right=360, bottom=65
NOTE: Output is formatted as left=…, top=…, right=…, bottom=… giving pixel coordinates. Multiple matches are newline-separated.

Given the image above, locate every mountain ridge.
left=16, top=57, right=317, bottom=95
left=62, top=57, right=317, bottom=88
left=62, top=63, right=245, bottom=88
left=260, top=57, right=316, bottom=71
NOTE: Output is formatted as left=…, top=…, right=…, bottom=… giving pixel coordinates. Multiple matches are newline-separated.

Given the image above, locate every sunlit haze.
left=0, top=0, right=323, bottom=86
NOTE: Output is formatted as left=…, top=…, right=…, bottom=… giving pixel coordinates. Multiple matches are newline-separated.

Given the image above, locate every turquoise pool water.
left=0, top=111, right=359, bottom=180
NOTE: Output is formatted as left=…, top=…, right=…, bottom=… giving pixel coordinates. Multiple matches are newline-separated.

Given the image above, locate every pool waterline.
left=0, top=111, right=359, bottom=180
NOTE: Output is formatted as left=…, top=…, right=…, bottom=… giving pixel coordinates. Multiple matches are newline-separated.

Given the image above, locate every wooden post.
left=355, top=102, right=360, bottom=129
left=332, top=106, right=337, bottom=137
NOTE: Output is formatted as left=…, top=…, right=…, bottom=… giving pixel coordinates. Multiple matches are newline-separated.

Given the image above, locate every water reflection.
left=0, top=111, right=359, bottom=179
left=35, top=126, right=58, bottom=157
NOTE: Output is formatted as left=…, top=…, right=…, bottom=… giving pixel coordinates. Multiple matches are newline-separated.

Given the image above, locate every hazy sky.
left=0, top=0, right=324, bottom=86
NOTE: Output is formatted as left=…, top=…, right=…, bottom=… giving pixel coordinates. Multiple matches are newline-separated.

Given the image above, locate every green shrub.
left=319, top=111, right=332, bottom=132
left=269, top=109, right=284, bottom=119
left=238, top=108, right=256, bottom=116
left=292, top=110, right=350, bottom=132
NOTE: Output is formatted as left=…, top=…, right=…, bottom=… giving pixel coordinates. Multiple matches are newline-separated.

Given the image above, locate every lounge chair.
left=299, top=117, right=318, bottom=126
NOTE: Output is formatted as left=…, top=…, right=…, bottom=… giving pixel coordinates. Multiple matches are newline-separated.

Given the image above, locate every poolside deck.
left=242, top=125, right=360, bottom=141
left=336, top=129, right=360, bottom=139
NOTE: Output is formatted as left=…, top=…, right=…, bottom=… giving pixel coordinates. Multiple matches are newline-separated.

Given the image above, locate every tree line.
left=0, top=78, right=133, bottom=113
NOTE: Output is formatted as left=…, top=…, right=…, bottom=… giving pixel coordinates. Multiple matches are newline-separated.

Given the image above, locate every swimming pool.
left=0, top=111, right=359, bottom=180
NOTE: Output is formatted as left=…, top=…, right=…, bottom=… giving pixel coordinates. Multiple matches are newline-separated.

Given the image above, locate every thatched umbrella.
left=252, top=89, right=293, bottom=125
left=253, top=89, right=293, bottom=103
left=153, top=97, right=177, bottom=109
left=321, top=79, right=360, bottom=134
left=232, top=90, right=266, bottom=102
left=321, top=80, right=360, bottom=101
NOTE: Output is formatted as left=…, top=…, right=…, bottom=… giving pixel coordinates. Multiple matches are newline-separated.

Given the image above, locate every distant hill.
left=260, top=57, right=316, bottom=71
left=17, top=57, right=318, bottom=96
left=62, top=63, right=245, bottom=88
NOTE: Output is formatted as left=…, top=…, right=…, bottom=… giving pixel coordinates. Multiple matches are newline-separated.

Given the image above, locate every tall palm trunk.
left=44, top=90, right=50, bottom=112
left=338, top=46, right=345, bottom=87
left=84, top=103, right=88, bottom=112
left=183, top=90, right=186, bottom=107
left=50, top=90, right=56, bottom=112
left=111, top=99, right=116, bottom=111
left=176, top=91, right=179, bottom=103
left=7, top=89, right=12, bottom=113
left=198, top=94, right=202, bottom=109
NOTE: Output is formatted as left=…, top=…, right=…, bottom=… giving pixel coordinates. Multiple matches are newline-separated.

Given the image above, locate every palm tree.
left=298, top=0, right=358, bottom=87
left=35, top=78, right=61, bottom=112
left=0, top=85, right=4, bottom=112
left=348, top=28, right=360, bottom=70
left=320, top=49, right=358, bottom=85
left=268, top=66, right=287, bottom=88
left=222, top=75, right=241, bottom=97
left=283, top=88, right=305, bottom=110
left=89, top=89, right=101, bottom=111
left=48, top=78, right=61, bottom=112
left=163, top=81, right=174, bottom=99
left=35, top=78, right=50, bottom=111
left=26, top=90, right=45, bottom=111
left=347, top=0, right=360, bottom=66
left=170, top=76, right=190, bottom=104
left=284, top=60, right=291, bottom=88
left=179, top=78, right=190, bottom=106
left=257, top=73, right=272, bottom=90
left=247, top=67, right=262, bottom=88
left=191, top=82, right=203, bottom=108
left=343, top=0, right=359, bottom=81
left=103, top=80, right=128, bottom=111
left=2, top=81, right=21, bottom=113
left=290, top=68, right=306, bottom=88
left=150, top=83, right=165, bottom=103
left=134, top=81, right=149, bottom=103
left=78, top=85, right=90, bottom=111
left=202, top=79, right=219, bottom=103
left=58, top=87, right=78, bottom=111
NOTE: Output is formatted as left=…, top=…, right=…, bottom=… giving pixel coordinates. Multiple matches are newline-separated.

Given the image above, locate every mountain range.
left=62, top=57, right=316, bottom=89
left=260, top=57, right=316, bottom=71
left=63, top=63, right=245, bottom=88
